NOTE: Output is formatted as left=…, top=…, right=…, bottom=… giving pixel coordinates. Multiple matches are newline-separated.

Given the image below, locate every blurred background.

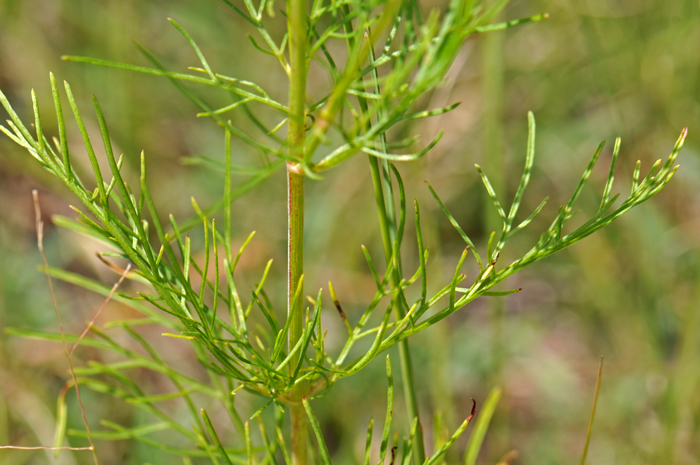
left=1, top=0, right=699, bottom=464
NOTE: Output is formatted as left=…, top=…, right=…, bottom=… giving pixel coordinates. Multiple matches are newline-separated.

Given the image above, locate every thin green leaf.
left=302, top=398, right=332, bottom=465
left=378, top=355, right=394, bottom=465
left=474, top=13, right=549, bottom=33
left=426, top=399, right=476, bottom=465
left=600, top=137, right=621, bottom=210
left=426, top=181, right=483, bottom=269
left=64, top=81, right=106, bottom=201
left=363, top=421, right=374, bottom=465
left=201, top=408, right=235, bottom=465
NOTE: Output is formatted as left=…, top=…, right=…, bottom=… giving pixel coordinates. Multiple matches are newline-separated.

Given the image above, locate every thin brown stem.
left=33, top=190, right=99, bottom=465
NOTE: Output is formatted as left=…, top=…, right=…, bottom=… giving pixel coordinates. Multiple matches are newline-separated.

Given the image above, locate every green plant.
left=0, top=0, right=686, bottom=464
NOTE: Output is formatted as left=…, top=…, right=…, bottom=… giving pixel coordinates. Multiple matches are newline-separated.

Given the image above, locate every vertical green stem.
left=398, top=340, right=425, bottom=463
left=287, top=0, right=308, bottom=464
left=338, top=8, right=425, bottom=461
left=370, top=43, right=426, bottom=465
left=369, top=154, right=426, bottom=465
left=288, top=170, right=305, bottom=369
left=482, top=12, right=507, bottom=457
left=290, top=402, right=308, bottom=465
left=367, top=129, right=426, bottom=465
left=482, top=3, right=505, bottom=372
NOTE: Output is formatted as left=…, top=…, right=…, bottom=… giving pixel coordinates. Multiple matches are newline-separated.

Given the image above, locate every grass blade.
left=464, top=386, right=502, bottom=465
left=580, top=357, right=604, bottom=465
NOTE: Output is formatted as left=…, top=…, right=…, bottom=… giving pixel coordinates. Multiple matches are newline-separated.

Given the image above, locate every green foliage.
left=0, top=0, right=686, bottom=463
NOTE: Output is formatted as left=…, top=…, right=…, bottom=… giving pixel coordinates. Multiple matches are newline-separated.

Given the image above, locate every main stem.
left=287, top=0, right=308, bottom=464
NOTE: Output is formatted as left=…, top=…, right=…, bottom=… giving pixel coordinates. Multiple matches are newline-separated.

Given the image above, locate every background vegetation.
left=1, top=0, right=699, bottom=464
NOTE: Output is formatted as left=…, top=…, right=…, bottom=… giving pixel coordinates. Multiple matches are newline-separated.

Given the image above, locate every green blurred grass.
left=1, top=0, right=699, bottom=464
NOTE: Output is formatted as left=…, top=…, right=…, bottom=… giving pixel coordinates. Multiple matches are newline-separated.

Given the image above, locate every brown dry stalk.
left=0, top=445, right=94, bottom=451
left=32, top=190, right=100, bottom=464
left=18, top=190, right=131, bottom=464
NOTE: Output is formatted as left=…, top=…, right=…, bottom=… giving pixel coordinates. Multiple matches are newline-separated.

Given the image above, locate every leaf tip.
left=467, top=397, right=477, bottom=422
